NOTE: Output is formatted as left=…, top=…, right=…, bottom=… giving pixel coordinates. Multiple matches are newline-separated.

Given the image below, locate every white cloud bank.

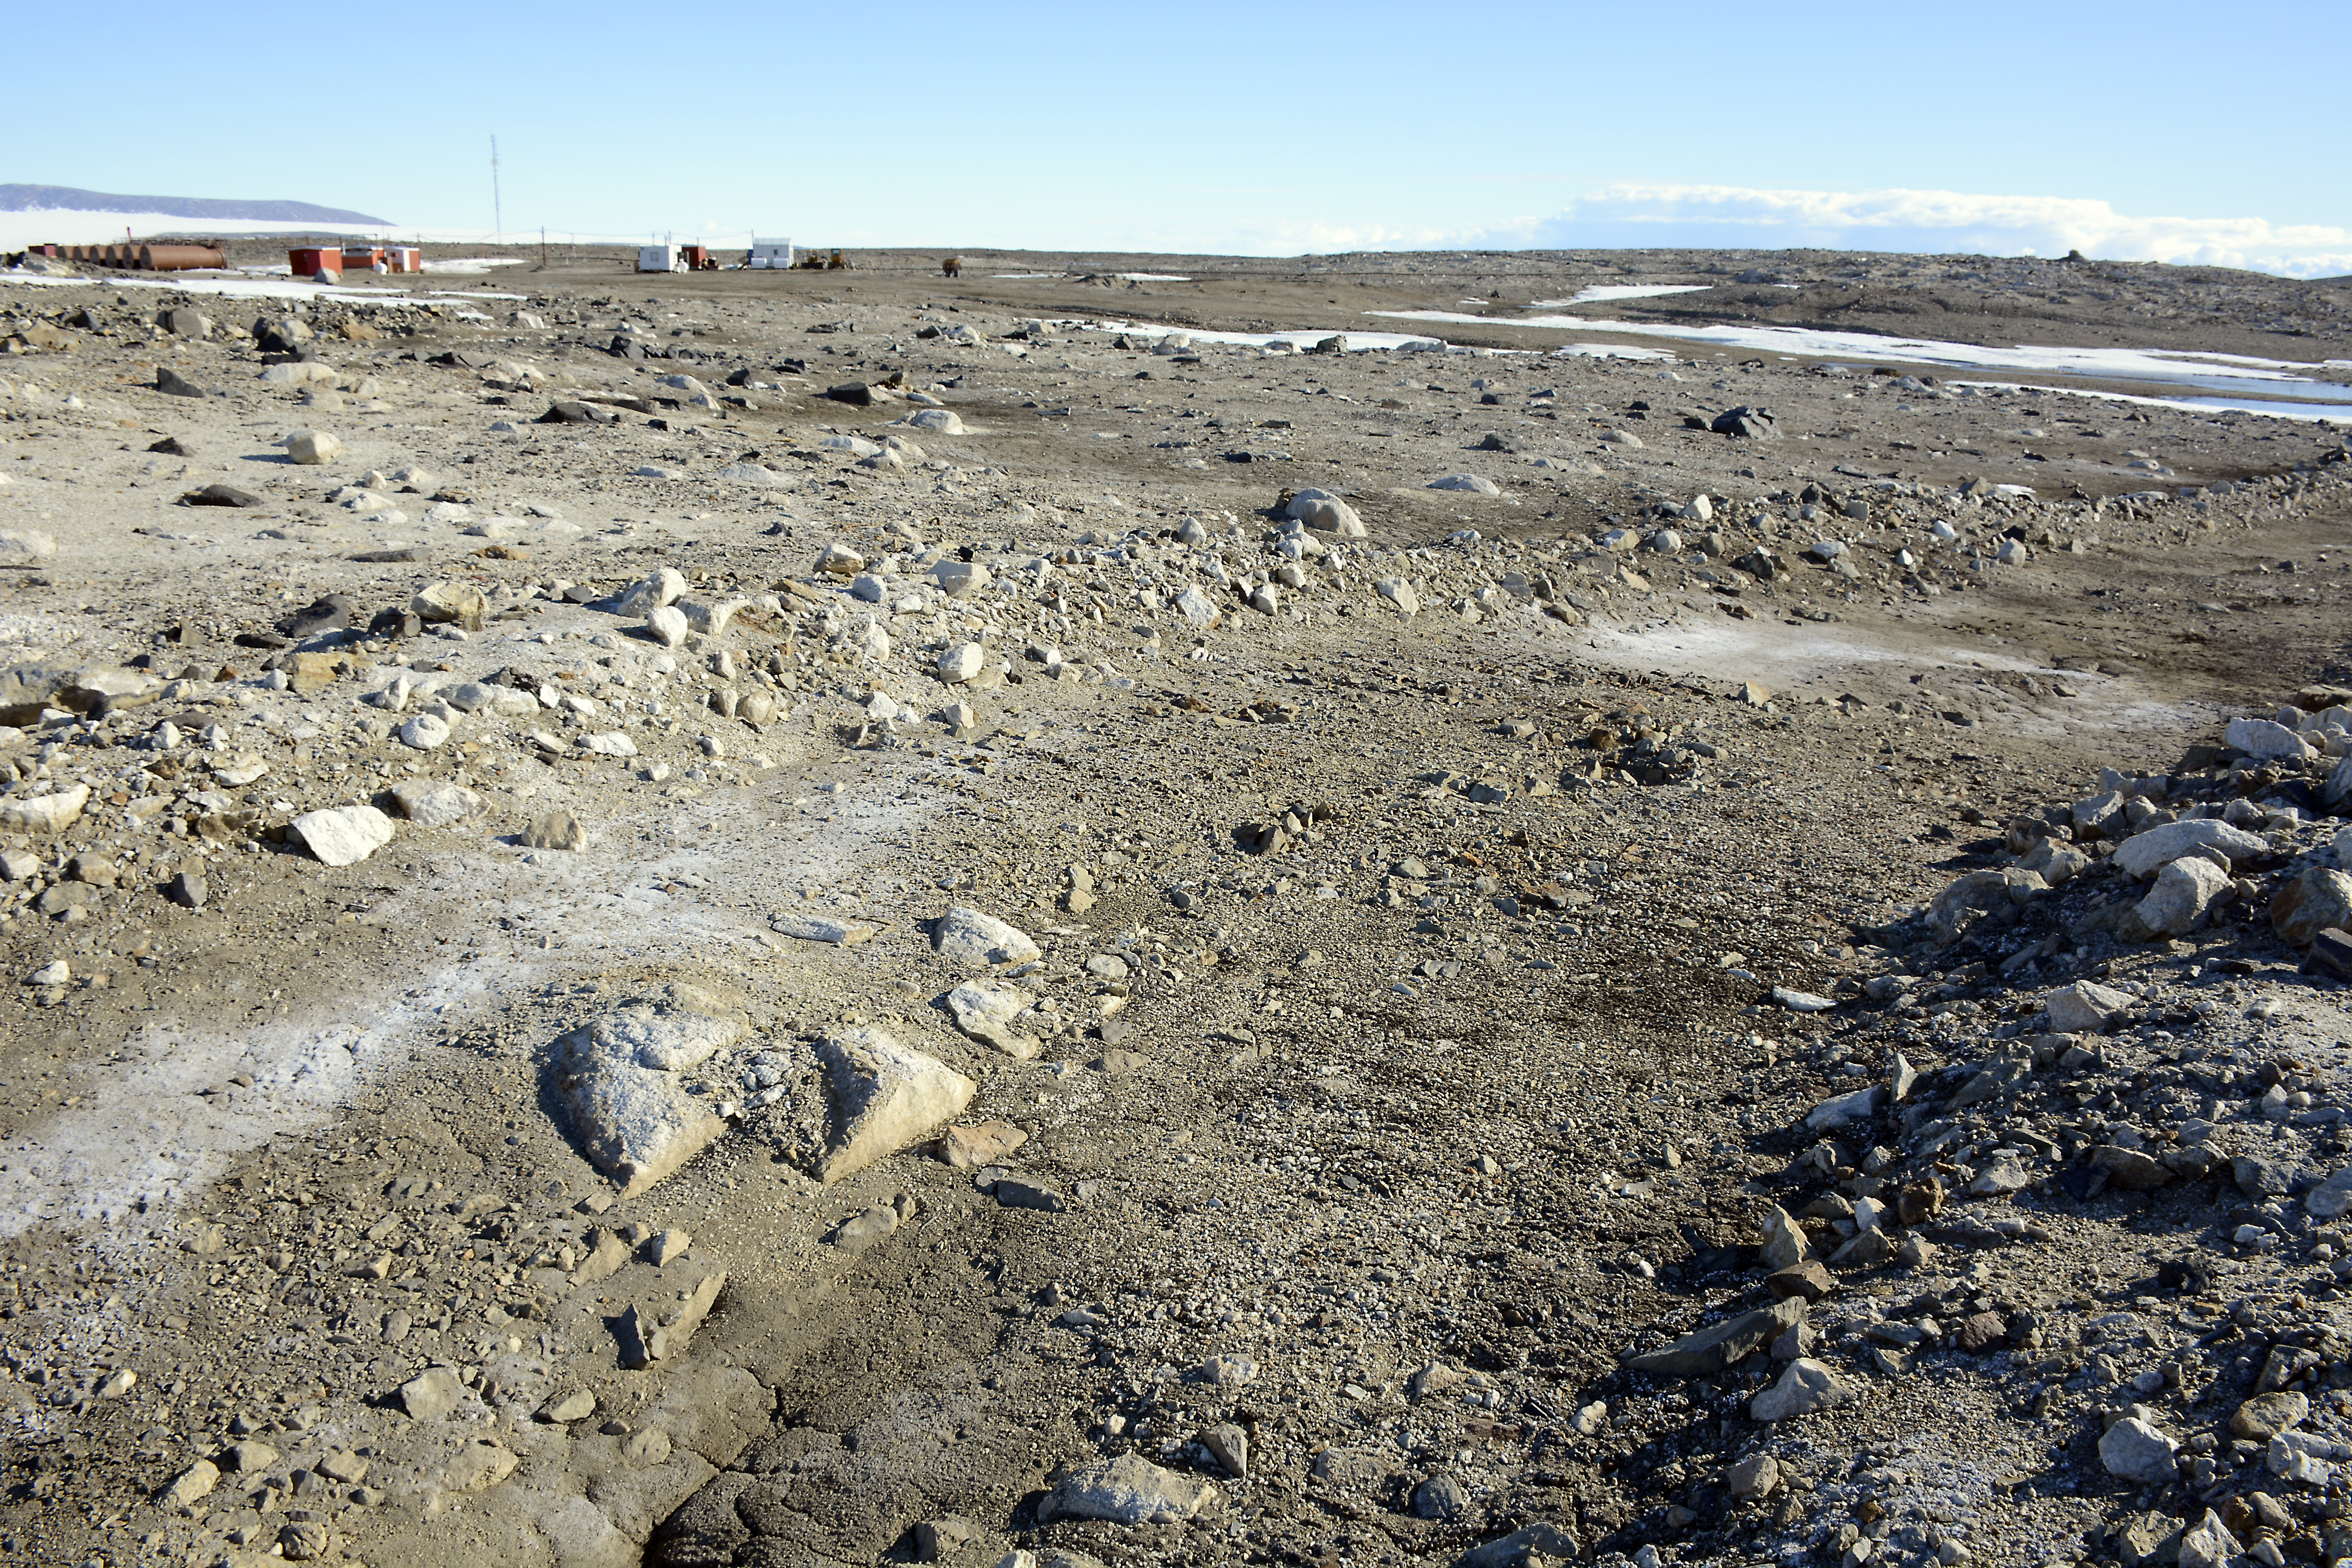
left=1485, top=185, right=2352, bottom=279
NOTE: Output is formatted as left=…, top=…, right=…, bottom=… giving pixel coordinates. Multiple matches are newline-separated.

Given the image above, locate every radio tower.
left=491, top=134, right=504, bottom=242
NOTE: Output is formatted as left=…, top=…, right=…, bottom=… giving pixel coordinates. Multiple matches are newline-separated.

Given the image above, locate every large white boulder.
left=2111, top=818, right=2268, bottom=878
left=0, top=783, right=89, bottom=834
left=2046, top=980, right=2131, bottom=1033
left=291, top=805, right=395, bottom=867
left=2273, top=866, right=2352, bottom=948
left=1039, top=1452, right=1221, bottom=1525
left=285, top=429, right=342, bottom=465
left=943, top=980, right=1042, bottom=1059
left=559, top=1005, right=748, bottom=1196
left=815, top=1027, right=975, bottom=1183
left=1288, top=489, right=1366, bottom=537
left=618, top=568, right=688, bottom=613
left=2226, top=717, right=2315, bottom=761
left=2134, top=855, right=2231, bottom=936
left=933, top=906, right=1040, bottom=966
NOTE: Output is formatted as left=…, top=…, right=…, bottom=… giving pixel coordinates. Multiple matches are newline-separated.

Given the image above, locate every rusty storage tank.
left=138, top=245, right=227, bottom=272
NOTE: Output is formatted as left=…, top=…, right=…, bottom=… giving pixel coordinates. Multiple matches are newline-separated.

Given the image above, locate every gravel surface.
left=0, top=245, right=2347, bottom=1568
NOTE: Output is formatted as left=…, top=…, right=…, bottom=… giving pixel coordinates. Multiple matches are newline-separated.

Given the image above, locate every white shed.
left=748, top=238, right=796, bottom=269
left=637, top=245, right=682, bottom=274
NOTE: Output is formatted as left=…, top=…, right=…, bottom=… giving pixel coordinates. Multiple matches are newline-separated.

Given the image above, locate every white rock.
left=816, top=1027, right=977, bottom=1183
left=1760, top=1206, right=1807, bottom=1270
left=841, top=619, right=891, bottom=661
left=850, top=573, right=887, bottom=603
left=944, top=980, right=1042, bottom=1059
left=1750, top=1358, right=1853, bottom=1421
left=2046, top=980, right=2131, bottom=1033
left=617, top=568, right=689, bottom=614
left=0, top=530, right=57, bottom=560
left=2227, top=716, right=2315, bottom=761
left=2306, top=1168, right=2352, bottom=1220
left=162, top=1460, right=220, bottom=1510
left=907, top=408, right=966, bottom=434
left=291, top=805, right=396, bottom=867
left=1289, top=491, right=1367, bottom=537
left=931, top=560, right=993, bottom=600
left=410, top=581, right=486, bottom=628
left=933, top=906, right=1041, bottom=966
left=712, top=464, right=785, bottom=485
left=815, top=541, right=867, bottom=575
left=1174, top=586, right=1221, bottom=626
left=938, top=643, right=986, bottom=683
left=0, top=783, right=89, bottom=834
left=1427, top=473, right=1500, bottom=495
left=578, top=732, right=639, bottom=757
left=1376, top=579, right=1421, bottom=615
left=27, top=961, right=70, bottom=987
left=2134, top=855, right=2231, bottom=936
left=1041, top=1452, right=1221, bottom=1526
left=646, top=605, right=690, bottom=648
left=388, top=780, right=485, bottom=828
left=285, top=429, right=342, bottom=465
left=2111, top=818, right=2269, bottom=877
left=2098, top=1416, right=2180, bottom=1484
left=398, top=713, right=452, bottom=750
left=682, top=595, right=743, bottom=639
left=2178, top=1512, right=2241, bottom=1568
left=769, top=913, right=877, bottom=946
left=2019, top=839, right=2092, bottom=886
left=561, top=1005, right=746, bottom=1196
left=1805, top=1085, right=1883, bottom=1132
left=2274, top=866, right=2352, bottom=947
left=592, top=1009, right=745, bottom=1073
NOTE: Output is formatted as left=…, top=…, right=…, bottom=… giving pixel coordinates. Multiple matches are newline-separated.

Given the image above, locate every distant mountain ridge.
left=0, top=184, right=388, bottom=225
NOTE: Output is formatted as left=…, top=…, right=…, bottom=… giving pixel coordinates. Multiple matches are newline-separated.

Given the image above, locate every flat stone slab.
left=944, top=979, right=1042, bottom=1058
left=292, top=804, right=396, bottom=867
left=1040, top=1452, right=1220, bottom=1525
left=933, top=906, right=1040, bottom=966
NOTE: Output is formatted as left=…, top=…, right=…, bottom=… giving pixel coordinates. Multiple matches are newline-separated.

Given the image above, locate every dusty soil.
left=0, top=244, right=2347, bottom=1568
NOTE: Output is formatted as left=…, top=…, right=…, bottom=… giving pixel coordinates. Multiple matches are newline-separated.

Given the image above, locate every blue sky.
left=11, top=0, right=2350, bottom=274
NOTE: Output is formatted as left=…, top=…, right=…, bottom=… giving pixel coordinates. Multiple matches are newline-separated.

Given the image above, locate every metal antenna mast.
left=491, top=134, right=503, bottom=241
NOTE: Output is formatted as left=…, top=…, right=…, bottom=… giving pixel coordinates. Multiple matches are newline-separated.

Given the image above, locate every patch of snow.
left=1527, top=285, right=1715, bottom=306
left=1368, top=309, right=2350, bottom=389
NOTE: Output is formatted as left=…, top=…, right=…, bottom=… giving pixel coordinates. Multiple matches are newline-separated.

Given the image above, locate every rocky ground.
left=0, top=244, right=2346, bottom=1568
